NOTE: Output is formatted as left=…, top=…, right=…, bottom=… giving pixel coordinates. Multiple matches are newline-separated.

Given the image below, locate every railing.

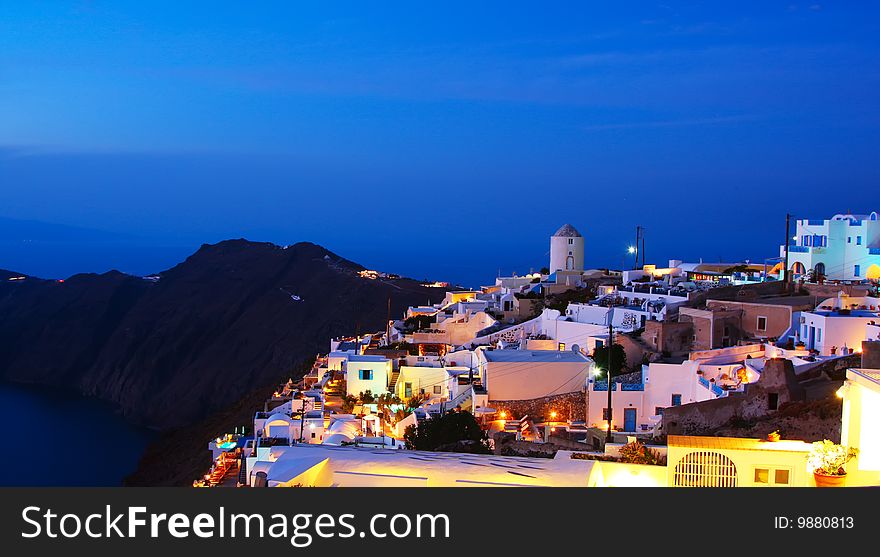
left=869, top=247, right=880, bottom=255
left=620, top=383, right=644, bottom=391
left=591, top=381, right=617, bottom=391
left=711, top=384, right=726, bottom=397
left=698, top=376, right=710, bottom=389
left=789, top=246, right=809, bottom=253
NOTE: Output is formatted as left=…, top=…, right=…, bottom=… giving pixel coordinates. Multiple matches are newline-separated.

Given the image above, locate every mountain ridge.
left=0, top=238, right=447, bottom=429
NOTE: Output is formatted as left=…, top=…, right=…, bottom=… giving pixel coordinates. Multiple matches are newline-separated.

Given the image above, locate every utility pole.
left=633, top=226, right=641, bottom=270
left=641, top=228, right=646, bottom=268
left=784, top=213, right=791, bottom=287
left=386, top=296, right=392, bottom=346
left=605, top=308, right=614, bottom=443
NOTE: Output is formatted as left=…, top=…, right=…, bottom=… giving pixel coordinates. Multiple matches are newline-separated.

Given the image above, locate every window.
left=857, top=236, right=862, bottom=245
left=673, top=452, right=738, bottom=487
left=754, top=467, right=791, bottom=486
left=568, top=238, right=573, bottom=245
left=671, top=394, right=682, bottom=406
left=359, top=369, right=373, bottom=381
left=855, top=265, right=861, bottom=277
left=311, top=432, right=316, bottom=439
left=757, top=316, right=767, bottom=332
left=602, top=408, right=611, bottom=421
left=817, top=329, right=822, bottom=343
left=655, top=407, right=665, bottom=416
left=768, top=393, right=779, bottom=410
left=558, top=342, right=566, bottom=351
left=848, top=236, right=852, bottom=243
left=433, top=385, right=442, bottom=395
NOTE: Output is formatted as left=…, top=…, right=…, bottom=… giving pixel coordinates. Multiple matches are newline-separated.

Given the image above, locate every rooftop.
left=348, top=354, right=390, bottom=363
left=552, top=223, right=582, bottom=238
left=849, top=368, right=880, bottom=389
left=482, top=349, right=589, bottom=363
left=668, top=435, right=811, bottom=453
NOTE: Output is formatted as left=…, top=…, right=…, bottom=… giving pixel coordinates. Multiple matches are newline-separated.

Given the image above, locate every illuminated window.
left=753, top=467, right=790, bottom=486
left=754, top=468, right=769, bottom=484
left=558, top=342, right=566, bottom=351
left=775, top=469, right=790, bottom=485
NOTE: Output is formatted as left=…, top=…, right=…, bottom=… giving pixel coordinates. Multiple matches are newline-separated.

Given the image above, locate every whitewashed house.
left=784, top=212, right=880, bottom=281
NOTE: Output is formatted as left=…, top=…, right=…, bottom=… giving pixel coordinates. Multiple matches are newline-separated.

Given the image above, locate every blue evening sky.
left=1, top=2, right=878, bottom=286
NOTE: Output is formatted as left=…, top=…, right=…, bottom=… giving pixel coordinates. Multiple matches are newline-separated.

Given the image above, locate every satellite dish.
left=571, top=344, right=580, bottom=353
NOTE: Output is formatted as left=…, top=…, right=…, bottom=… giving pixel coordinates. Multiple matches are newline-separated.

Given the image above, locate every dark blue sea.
left=0, top=382, right=154, bottom=486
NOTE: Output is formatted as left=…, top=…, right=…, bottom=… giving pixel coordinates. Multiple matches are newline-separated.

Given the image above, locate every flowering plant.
left=807, top=440, right=858, bottom=476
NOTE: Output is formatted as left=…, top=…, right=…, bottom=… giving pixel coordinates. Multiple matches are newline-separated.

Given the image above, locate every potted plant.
left=807, top=440, right=859, bottom=487
left=767, top=431, right=780, bottom=442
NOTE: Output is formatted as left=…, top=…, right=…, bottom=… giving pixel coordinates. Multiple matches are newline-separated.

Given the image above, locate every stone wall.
left=490, top=391, right=586, bottom=423
left=861, top=340, right=880, bottom=370
left=644, top=320, right=693, bottom=355
left=662, top=358, right=805, bottom=436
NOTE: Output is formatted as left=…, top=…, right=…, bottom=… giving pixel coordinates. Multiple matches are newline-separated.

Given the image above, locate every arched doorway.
left=790, top=262, right=806, bottom=276
left=673, top=451, right=738, bottom=487
left=867, top=264, right=880, bottom=281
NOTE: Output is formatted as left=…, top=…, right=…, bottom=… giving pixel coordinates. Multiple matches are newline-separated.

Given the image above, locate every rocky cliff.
left=0, top=240, right=445, bottom=429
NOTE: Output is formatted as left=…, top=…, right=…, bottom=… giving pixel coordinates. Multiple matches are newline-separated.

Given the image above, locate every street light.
left=627, top=246, right=636, bottom=254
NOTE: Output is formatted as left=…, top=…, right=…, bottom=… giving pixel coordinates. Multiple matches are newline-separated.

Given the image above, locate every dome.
left=552, top=224, right=582, bottom=238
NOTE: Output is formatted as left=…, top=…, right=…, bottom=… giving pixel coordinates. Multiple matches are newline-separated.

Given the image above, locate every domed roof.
left=552, top=224, right=582, bottom=238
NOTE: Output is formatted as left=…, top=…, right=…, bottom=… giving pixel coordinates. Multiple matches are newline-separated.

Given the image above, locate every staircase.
left=387, top=369, right=401, bottom=393
left=237, top=456, right=248, bottom=486
left=441, top=386, right=474, bottom=413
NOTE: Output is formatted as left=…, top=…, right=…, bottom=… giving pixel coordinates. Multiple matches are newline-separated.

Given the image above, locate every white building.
left=344, top=354, right=392, bottom=397
left=840, top=364, right=880, bottom=486
left=550, top=223, right=584, bottom=274
left=797, top=295, right=880, bottom=355
left=477, top=348, right=591, bottom=401
left=784, top=212, right=880, bottom=281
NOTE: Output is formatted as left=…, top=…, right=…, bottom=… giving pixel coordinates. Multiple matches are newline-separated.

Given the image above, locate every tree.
left=540, top=267, right=550, bottom=275
left=592, top=343, right=628, bottom=377
left=403, top=410, right=490, bottom=453
left=359, top=390, right=375, bottom=404
left=341, top=394, right=358, bottom=414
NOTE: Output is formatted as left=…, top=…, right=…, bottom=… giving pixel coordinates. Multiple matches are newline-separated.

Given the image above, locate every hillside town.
left=195, top=214, right=880, bottom=488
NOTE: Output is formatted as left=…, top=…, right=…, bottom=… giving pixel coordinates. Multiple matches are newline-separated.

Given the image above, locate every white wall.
left=396, top=366, right=450, bottom=400
left=486, top=360, right=589, bottom=400
left=345, top=360, right=391, bottom=397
